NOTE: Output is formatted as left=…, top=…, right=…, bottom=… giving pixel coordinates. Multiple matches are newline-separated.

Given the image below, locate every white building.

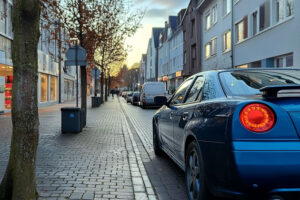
left=146, top=28, right=163, bottom=81
left=158, top=16, right=184, bottom=93
left=199, top=0, right=233, bottom=71
left=233, top=0, right=298, bottom=68
left=0, top=0, right=76, bottom=112
left=197, top=0, right=298, bottom=70
left=138, top=54, right=147, bottom=87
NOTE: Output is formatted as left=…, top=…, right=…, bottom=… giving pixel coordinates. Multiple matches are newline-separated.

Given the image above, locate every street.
left=0, top=97, right=188, bottom=200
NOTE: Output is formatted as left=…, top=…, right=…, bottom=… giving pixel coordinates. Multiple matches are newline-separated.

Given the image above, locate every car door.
left=159, top=79, right=194, bottom=154
left=173, top=75, right=205, bottom=163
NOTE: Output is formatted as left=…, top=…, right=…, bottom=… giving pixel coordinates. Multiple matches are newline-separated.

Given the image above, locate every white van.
left=140, top=82, right=166, bottom=108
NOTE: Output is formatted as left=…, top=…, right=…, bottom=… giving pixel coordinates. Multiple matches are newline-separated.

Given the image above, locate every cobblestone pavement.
left=119, top=99, right=188, bottom=200
left=0, top=98, right=156, bottom=200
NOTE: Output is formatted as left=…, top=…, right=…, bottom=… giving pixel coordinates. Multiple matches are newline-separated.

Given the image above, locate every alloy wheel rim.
left=187, top=149, right=200, bottom=200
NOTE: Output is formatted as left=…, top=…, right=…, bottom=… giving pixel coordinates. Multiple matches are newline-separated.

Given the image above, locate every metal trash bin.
left=91, top=96, right=102, bottom=108
left=61, top=107, right=81, bottom=133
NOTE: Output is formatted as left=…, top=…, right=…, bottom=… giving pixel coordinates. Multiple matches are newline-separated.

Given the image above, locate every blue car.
left=152, top=69, right=300, bottom=200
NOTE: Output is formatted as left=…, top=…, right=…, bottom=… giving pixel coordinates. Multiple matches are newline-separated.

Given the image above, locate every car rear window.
left=219, top=70, right=300, bottom=96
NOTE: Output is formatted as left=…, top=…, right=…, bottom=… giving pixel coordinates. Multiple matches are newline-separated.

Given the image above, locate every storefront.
left=40, top=73, right=58, bottom=105
left=0, top=64, right=13, bottom=110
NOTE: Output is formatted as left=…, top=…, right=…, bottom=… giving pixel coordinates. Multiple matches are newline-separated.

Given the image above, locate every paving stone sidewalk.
left=0, top=98, right=156, bottom=200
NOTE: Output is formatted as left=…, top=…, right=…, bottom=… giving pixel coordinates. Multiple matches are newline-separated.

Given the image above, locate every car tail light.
left=239, top=103, right=276, bottom=133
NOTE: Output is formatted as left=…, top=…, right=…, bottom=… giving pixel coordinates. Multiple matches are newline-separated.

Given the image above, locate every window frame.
left=222, top=30, right=231, bottom=52
left=169, top=78, right=194, bottom=106
left=184, top=75, right=206, bottom=104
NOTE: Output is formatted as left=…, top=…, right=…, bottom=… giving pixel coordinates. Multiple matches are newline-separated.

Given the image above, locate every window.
left=205, top=43, right=211, bottom=59
left=276, top=0, right=285, bottom=22
left=252, top=11, right=258, bottom=35
left=184, top=51, right=187, bottom=64
left=191, top=19, right=195, bottom=37
left=286, top=54, right=293, bottom=67
left=212, top=5, right=218, bottom=24
left=211, top=38, right=217, bottom=56
left=50, top=76, right=57, bottom=101
left=183, top=30, right=186, bottom=41
left=40, top=74, right=48, bottom=102
left=223, top=0, right=232, bottom=16
left=286, top=0, right=294, bottom=17
left=206, top=13, right=211, bottom=30
left=259, top=1, right=270, bottom=31
left=275, top=54, right=294, bottom=68
left=236, top=16, right=248, bottom=42
left=205, top=38, right=217, bottom=59
left=223, top=31, right=231, bottom=52
left=185, top=76, right=205, bottom=103
left=192, top=45, right=196, bottom=69
left=170, top=79, right=193, bottom=105
left=0, top=0, right=6, bottom=34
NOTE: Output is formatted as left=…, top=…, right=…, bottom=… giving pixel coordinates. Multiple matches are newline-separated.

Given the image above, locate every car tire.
left=185, top=141, right=213, bottom=200
left=153, top=122, right=163, bottom=156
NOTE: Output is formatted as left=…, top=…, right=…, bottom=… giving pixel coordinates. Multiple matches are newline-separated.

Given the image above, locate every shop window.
left=41, top=74, right=48, bottom=102
left=5, top=75, right=12, bottom=109
left=50, top=76, right=57, bottom=101
left=275, top=54, right=294, bottom=68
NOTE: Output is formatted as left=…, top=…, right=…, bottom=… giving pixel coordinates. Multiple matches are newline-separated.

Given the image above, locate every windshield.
left=219, top=70, right=300, bottom=96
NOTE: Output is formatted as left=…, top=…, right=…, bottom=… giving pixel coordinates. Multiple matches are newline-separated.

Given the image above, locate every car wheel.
left=153, top=121, right=163, bottom=156
left=185, top=141, right=213, bottom=200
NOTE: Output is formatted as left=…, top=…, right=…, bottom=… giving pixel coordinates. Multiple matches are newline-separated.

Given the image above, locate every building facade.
left=146, top=28, right=163, bottom=81
left=199, top=0, right=233, bottom=71
left=0, top=0, right=77, bottom=112
left=182, top=0, right=202, bottom=78
left=158, top=15, right=184, bottom=93
left=233, top=0, right=298, bottom=68
left=138, top=54, right=147, bottom=87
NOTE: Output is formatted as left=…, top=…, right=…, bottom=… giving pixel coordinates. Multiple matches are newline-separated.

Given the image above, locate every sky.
left=125, top=0, right=190, bottom=67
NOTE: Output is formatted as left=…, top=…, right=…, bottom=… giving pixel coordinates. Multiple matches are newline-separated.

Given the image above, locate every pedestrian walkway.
left=0, top=98, right=156, bottom=200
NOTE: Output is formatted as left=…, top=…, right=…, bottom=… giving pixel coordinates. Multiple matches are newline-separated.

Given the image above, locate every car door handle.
left=170, top=112, right=174, bottom=120
left=182, top=112, right=189, bottom=121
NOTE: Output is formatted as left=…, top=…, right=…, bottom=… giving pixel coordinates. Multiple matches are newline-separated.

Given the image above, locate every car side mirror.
left=154, top=96, right=168, bottom=106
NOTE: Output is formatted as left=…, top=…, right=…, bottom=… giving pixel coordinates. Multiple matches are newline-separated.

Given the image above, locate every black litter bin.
left=61, top=107, right=81, bottom=133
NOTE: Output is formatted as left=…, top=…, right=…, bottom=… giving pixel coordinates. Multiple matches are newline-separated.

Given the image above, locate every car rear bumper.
left=232, top=141, right=300, bottom=192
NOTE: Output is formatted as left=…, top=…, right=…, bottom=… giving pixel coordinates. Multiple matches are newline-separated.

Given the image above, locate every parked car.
left=152, top=69, right=300, bottom=200
left=126, top=92, right=133, bottom=103
left=131, top=92, right=140, bottom=105
left=140, top=82, right=166, bottom=109
left=122, top=91, right=127, bottom=98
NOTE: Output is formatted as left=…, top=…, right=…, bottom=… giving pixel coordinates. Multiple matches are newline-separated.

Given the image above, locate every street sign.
left=65, top=45, right=88, bottom=107
left=65, top=45, right=87, bottom=66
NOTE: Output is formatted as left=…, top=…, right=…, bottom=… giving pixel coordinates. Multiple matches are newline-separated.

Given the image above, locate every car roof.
left=192, top=68, right=300, bottom=77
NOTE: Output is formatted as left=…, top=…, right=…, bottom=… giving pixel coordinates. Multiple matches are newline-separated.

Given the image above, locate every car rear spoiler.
left=260, top=85, right=300, bottom=98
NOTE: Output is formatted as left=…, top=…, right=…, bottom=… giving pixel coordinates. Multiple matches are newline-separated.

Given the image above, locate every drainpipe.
left=231, top=0, right=234, bottom=68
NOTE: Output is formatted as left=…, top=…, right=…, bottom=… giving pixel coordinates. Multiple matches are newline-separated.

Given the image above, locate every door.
left=159, top=78, right=194, bottom=153
left=173, top=76, right=205, bottom=163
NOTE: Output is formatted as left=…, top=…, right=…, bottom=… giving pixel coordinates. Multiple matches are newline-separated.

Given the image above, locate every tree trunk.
left=0, top=1, right=40, bottom=199
left=100, top=67, right=104, bottom=103
left=80, top=66, right=87, bottom=127
left=105, top=75, right=108, bottom=101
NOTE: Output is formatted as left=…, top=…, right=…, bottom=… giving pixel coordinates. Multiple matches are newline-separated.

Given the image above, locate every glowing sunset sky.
left=125, top=0, right=189, bottom=67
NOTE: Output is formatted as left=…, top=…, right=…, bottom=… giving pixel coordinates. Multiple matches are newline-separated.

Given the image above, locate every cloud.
left=133, top=0, right=148, bottom=4
left=145, top=8, right=171, bottom=18
left=152, top=0, right=186, bottom=9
